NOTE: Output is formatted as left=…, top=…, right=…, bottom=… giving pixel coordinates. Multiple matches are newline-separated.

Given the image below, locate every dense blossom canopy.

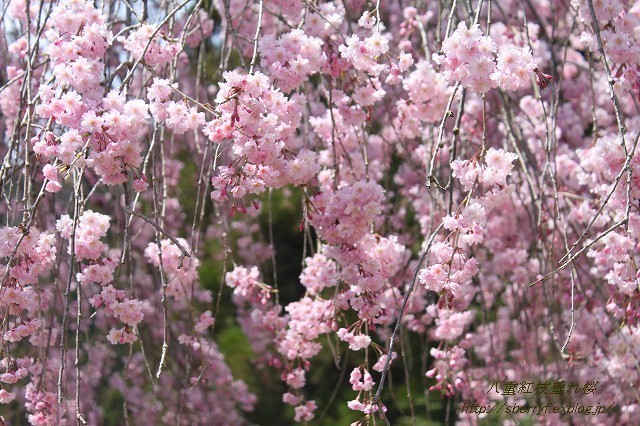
left=1, top=0, right=640, bottom=424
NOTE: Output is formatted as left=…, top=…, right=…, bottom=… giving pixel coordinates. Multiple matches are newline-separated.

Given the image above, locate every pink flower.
left=0, top=367, right=28, bottom=384
left=113, top=299, right=144, bottom=326
left=349, top=334, right=371, bottom=351
left=432, top=311, right=475, bottom=340
left=300, top=253, right=339, bottom=295
left=482, top=148, right=517, bottom=186
left=282, top=392, right=303, bottom=406
left=373, top=352, right=398, bottom=372
left=194, top=311, right=215, bottom=333
left=45, top=181, right=63, bottom=193
left=492, top=45, right=536, bottom=90
left=349, top=367, right=375, bottom=391
left=285, top=368, right=306, bottom=389
left=358, top=11, right=376, bottom=29
left=106, top=327, right=137, bottom=344
left=132, top=176, right=148, bottom=192
left=121, top=24, right=180, bottom=67
left=0, top=389, right=15, bottom=403
left=42, top=164, right=58, bottom=180
left=436, top=21, right=497, bottom=92
left=309, top=181, right=385, bottom=245
left=293, top=400, right=317, bottom=422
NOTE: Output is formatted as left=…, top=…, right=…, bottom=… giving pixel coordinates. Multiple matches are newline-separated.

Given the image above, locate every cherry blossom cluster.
left=226, top=266, right=285, bottom=363
left=34, top=0, right=151, bottom=188
left=121, top=24, right=180, bottom=68
left=436, top=21, right=541, bottom=93
left=145, top=238, right=203, bottom=300
left=208, top=70, right=320, bottom=211
left=225, top=266, right=324, bottom=421
left=426, top=346, right=468, bottom=397
left=148, top=77, right=205, bottom=135
left=258, top=29, right=326, bottom=93
left=308, top=181, right=385, bottom=245
left=0, top=227, right=55, bottom=414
